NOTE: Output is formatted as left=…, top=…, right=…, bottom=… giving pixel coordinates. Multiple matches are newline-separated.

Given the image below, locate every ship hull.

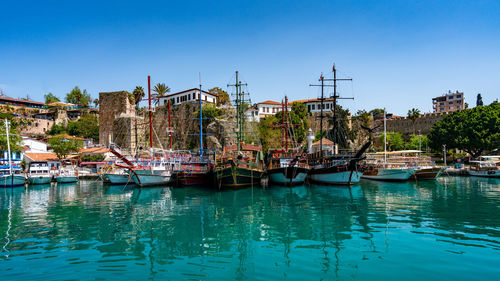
left=267, top=167, right=309, bottom=186
left=361, top=168, right=416, bottom=181
left=175, top=171, right=212, bottom=187
left=131, top=170, right=171, bottom=187
left=28, top=176, right=52, bottom=185
left=309, top=167, right=362, bottom=185
left=56, top=176, right=78, bottom=183
left=216, top=166, right=263, bottom=189
left=411, top=167, right=445, bottom=180
left=469, top=169, right=500, bottom=178
left=0, top=175, right=26, bottom=187
left=104, top=173, right=133, bottom=185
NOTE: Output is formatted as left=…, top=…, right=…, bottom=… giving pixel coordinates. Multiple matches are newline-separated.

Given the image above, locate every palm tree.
left=407, top=108, right=421, bottom=135
left=132, top=86, right=145, bottom=108
left=152, top=83, right=170, bottom=106
left=93, top=98, right=99, bottom=107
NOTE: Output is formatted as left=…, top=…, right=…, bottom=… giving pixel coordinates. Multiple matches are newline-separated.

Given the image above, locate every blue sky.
left=1, top=0, right=499, bottom=115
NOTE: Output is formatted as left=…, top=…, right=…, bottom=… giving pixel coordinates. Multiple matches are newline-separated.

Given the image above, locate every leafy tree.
left=81, top=154, right=104, bottom=162
left=152, top=83, right=170, bottom=106
left=194, top=103, right=222, bottom=120
left=369, top=108, right=385, bottom=119
left=48, top=135, right=83, bottom=160
left=46, top=124, right=67, bottom=135
left=406, top=134, right=429, bottom=151
left=407, top=108, right=421, bottom=134
left=67, top=114, right=99, bottom=142
left=476, top=93, right=484, bottom=107
left=428, top=102, right=500, bottom=158
left=209, top=87, right=231, bottom=106
left=258, top=115, right=280, bottom=155
left=65, top=86, right=92, bottom=106
left=132, top=86, right=145, bottom=107
left=0, top=120, right=22, bottom=152
left=274, top=102, right=309, bottom=144
left=379, top=131, right=404, bottom=151
left=44, top=93, right=60, bottom=104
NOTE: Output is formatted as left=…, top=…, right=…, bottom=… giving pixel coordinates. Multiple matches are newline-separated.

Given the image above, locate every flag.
left=332, top=64, right=335, bottom=72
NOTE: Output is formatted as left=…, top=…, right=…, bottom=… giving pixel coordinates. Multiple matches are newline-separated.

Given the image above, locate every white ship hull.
left=0, top=175, right=26, bottom=187
left=469, top=169, right=500, bottom=178
left=309, top=170, right=362, bottom=185
left=28, top=176, right=52, bottom=185
left=362, top=168, right=416, bottom=181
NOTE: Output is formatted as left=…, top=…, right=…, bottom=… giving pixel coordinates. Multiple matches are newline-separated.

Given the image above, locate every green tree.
left=369, top=108, right=385, bottom=119
left=48, top=135, right=83, bottom=159
left=328, top=105, right=352, bottom=149
left=476, top=93, right=484, bottom=107
left=379, top=131, right=404, bottom=151
left=132, top=86, right=145, bottom=107
left=152, top=83, right=170, bottom=106
left=209, top=87, right=231, bottom=106
left=0, top=120, right=22, bottom=152
left=46, top=124, right=67, bottom=135
left=67, top=114, right=99, bottom=142
left=407, top=108, right=421, bottom=135
left=65, top=86, right=92, bottom=106
left=44, top=93, right=60, bottom=104
left=258, top=115, right=280, bottom=155
left=93, top=98, right=99, bottom=107
left=406, top=134, right=429, bottom=151
left=274, top=102, right=309, bottom=144
left=428, top=102, right=500, bottom=158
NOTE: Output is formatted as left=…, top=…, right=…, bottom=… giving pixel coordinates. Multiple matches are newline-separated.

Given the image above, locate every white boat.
left=56, top=168, right=78, bottom=183
left=361, top=163, right=417, bottom=181
left=469, top=157, right=500, bottom=178
left=0, top=119, right=26, bottom=187
left=27, top=162, right=53, bottom=185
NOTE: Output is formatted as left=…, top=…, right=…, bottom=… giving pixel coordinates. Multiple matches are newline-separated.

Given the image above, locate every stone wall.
left=16, top=117, right=54, bottom=136
left=99, top=91, right=133, bottom=147
left=375, top=112, right=449, bottom=135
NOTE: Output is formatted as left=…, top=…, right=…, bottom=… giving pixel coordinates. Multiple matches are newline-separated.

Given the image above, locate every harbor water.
left=1, top=176, right=499, bottom=280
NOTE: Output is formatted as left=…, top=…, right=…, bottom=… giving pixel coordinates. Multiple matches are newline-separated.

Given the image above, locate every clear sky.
left=1, top=0, right=499, bottom=115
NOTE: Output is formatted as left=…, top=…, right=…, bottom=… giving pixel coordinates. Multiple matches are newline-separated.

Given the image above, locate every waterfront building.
left=245, top=108, right=260, bottom=122
left=157, top=88, right=217, bottom=107
left=23, top=152, right=61, bottom=170
left=432, top=90, right=465, bottom=113
left=0, top=96, right=45, bottom=109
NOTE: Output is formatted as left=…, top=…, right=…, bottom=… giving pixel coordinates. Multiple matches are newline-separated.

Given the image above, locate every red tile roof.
left=258, top=100, right=281, bottom=105
left=24, top=152, right=59, bottom=162
left=312, top=138, right=335, bottom=146
left=292, top=98, right=334, bottom=103
left=0, top=96, right=45, bottom=105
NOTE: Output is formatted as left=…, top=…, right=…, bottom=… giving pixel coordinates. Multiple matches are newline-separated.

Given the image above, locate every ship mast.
left=323, top=65, right=353, bottom=152
left=228, top=71, right=248, bottom=152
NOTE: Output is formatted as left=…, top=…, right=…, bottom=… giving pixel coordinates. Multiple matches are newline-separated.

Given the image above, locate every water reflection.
left=0, top=177, right=499, bottom=280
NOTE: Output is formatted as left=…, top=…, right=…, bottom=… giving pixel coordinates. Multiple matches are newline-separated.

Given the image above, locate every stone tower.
left=99, top=91, right=135, bottom=149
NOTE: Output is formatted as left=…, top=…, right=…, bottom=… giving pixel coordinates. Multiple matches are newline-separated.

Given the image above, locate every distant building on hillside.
left=157, top=88, right=217, bottom=107
left=432, top=91, right=465, bottom=113
left=256, top=100, right=288, bottom=119
left=293, top=98, right=335, bottom=113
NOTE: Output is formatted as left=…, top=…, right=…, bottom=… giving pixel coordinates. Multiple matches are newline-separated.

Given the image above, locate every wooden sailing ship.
left=215, top=71, right=265, bottom=189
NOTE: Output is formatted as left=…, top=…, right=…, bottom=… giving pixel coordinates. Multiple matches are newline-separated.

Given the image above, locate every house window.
left=308, top=105, right=311, bottom=112
left=326, top=104, right=330, bottom=109
left=205, top=95, right=207, bottom=101
left=312, top=104, right=316, bottom=110
left=177, top=97, right=179, bottom=103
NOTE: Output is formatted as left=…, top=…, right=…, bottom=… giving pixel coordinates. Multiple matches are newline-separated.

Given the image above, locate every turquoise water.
left=1, top=177, right=499, bottom=280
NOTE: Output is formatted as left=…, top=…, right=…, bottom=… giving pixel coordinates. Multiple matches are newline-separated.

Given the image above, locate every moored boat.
left=27, top=161, right=54, bottom=185
left=56, top=168, right=78, bottom=183
left=0, top=165, right=26, bottom=187
left=469, top=156, right=500, bottom=178
left=361, top=162, right=417, bottom=181
left=216, top=144, right=265, bottom=189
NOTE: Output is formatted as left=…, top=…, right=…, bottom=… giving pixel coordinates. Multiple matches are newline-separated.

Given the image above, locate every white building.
left=158, top=88, right=217, bottom=107
left=245, top=108, right=260, bottom=122
left=293, top=98, right=335, bottom=113
left=22, top=137, right=48, bottom=153
left=256, top=100, right=290, bottom=119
